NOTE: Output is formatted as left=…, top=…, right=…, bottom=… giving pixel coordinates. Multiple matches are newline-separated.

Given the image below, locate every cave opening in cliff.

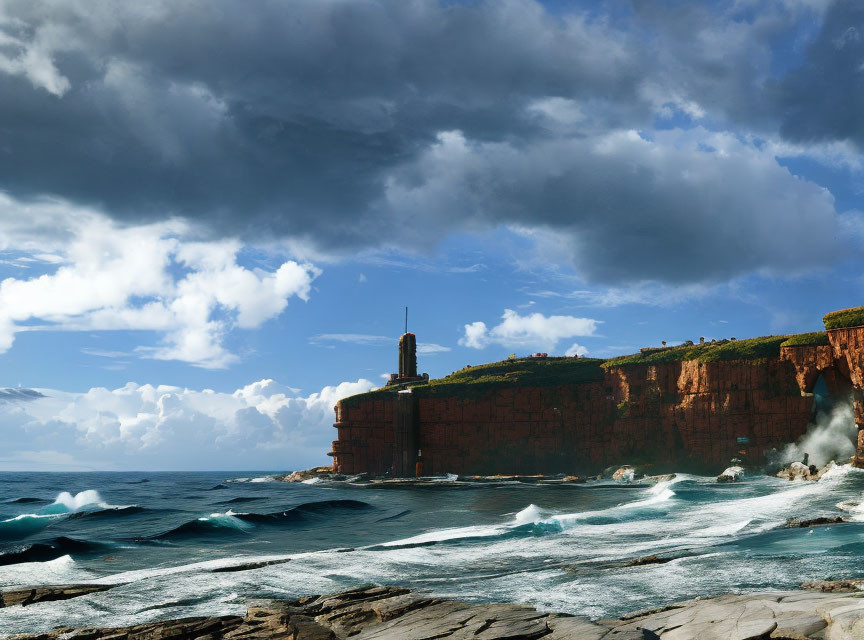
left=812, top=373, right=834, bottom=412
left=780, top=371, right=858, bottom=468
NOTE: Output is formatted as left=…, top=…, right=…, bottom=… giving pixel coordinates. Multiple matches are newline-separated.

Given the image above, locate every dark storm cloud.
left=0, top=0, right=643, bottom=242
left=0, top=0, right=855, bottom=284
left=383, top=129, right=841, bottom=284
left=773, top=0, right=864, bottom=147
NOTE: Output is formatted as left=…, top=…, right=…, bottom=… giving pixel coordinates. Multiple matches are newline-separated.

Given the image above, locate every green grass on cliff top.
left=780, top=331, right=829, bottom=347
left=600, top=335, right=791, bottom=368
left=823, top=307, right=864, bottom=330
left=340, top=331, right=826, bottom=404
left=428, top=357, right=606, bottom=388
left=342, top=357, right=607, bottom=404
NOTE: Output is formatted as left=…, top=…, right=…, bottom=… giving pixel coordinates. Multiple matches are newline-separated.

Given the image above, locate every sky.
left=1, top=0, right=864, bottom=470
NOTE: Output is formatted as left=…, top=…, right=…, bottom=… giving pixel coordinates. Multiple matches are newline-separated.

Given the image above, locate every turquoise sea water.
left=2, top=469, right=864, bottom=635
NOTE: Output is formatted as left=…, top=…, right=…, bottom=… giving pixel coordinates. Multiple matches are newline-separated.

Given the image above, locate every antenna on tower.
left=404, top=306, right=408, bottom=335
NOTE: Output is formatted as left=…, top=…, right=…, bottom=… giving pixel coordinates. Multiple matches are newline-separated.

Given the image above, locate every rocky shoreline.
left=5, top=583, right=864, bottom=639
left=274, top=465, right=680, bottom=487
left=276, top=459, right=851, bottom=488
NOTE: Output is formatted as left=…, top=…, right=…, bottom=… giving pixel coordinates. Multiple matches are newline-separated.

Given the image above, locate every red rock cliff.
left=781, top=325, right=864, bottom=466
left=331, top=355, right=819, bottom=476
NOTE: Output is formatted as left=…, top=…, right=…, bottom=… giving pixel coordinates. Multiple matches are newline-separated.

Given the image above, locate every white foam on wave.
left=825, top=465, right=864, bottom=518
left=367, top=481, right=683, bottom=552
left=692, top=519, right=752, bottom=538
left=228, top=476, right=275, bottom=483
left=81, top=552, right=299, bottom=585
left=542, top=479, right=680, bottom=530
left=621, top=487, right=676, bottom=509
left=819, top=463, right=864, bottom=482
left=836, top=498, right=864, bottom=521
left=513, top=504, right=545, bottom=526
left=40, top=489, right=125, bottom=514
left=0, top=555, right=87, bottom=588
left=1, top=513, right=58, bottom=523
left=302, top=477, right=322, bottom=485
left=375, top=523, right=508, bottom=547
left=198, top=510, right=253, bottom=531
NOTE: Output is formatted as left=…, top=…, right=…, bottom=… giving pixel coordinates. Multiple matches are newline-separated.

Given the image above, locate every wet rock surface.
left=801, top=578, right=864, bottom=592
left=8, top=584, right=864, bottom=639
left=785, top=515, right=847, bottom=528
left=775, top=460, right=841, bottom=482
left=208, top=557, right=292, bottom=573
left=0, top=584, right=115, bottom=608
left=275, top=466, right=337, bottom=482
left=273, top=468, right=594, bottom=487
left=716, top=465, right=744, bottom=483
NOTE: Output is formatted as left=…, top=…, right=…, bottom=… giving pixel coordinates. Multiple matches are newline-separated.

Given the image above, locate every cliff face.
left=779, top=327, right=864, bottom=466
left=332, top=355, right=819, bottom=476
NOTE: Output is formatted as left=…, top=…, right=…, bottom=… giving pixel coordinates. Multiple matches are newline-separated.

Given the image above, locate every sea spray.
left=513, top=504, right=545, bottom=525
left=41, top=490, right=109, bottom=515
left=775, top=396, right=856, bottom=468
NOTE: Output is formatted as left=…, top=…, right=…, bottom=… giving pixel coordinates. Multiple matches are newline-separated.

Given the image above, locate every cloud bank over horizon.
left=0, top=377, right=375, bottom=471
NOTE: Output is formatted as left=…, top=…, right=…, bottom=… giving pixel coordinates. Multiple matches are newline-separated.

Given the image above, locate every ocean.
left=2, top=469, right=864, bottom=635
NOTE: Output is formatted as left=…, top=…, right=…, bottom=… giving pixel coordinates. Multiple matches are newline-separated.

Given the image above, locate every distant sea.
left=2, top=469, right=864, bottom=635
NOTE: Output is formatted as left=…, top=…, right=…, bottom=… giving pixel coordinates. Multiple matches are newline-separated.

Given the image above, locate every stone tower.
left=399, top=332, right=417, bottom=378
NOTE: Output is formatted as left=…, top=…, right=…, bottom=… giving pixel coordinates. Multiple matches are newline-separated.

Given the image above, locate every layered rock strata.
left=8, top=585, right=864, bottom=640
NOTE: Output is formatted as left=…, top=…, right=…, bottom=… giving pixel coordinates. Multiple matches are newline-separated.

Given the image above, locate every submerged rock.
left=716, top=465, right=744, bottom=483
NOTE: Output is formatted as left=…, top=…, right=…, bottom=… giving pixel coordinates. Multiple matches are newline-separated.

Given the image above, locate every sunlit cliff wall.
left=331, top=356, right=817, bottom=476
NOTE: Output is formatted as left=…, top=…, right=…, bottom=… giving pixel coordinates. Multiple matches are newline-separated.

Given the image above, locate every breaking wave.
left=0, top=514, right=62, bottom=541
left=0, top=489, right=133, bottom=541
left=40, top=490, right=124, bottom=515
left=0, top=537, right=112, bottom=566
left=153, top=500, right=373, bottom=539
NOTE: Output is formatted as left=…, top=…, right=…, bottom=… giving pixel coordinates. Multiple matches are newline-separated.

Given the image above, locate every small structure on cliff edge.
left=386, top=332, right=429, bottom=387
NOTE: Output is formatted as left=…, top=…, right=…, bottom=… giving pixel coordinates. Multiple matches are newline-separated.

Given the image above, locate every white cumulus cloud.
left=0, top=196, right=320, bottom=368
left=459, top=309, right=599, bottom=352
left=0, top=378, right=375, bottom=471
left=565, top=343, right=589, bottom=357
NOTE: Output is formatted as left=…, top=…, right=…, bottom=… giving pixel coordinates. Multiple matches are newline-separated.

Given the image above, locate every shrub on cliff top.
left=823, top=307, right=864, bottom=330
left=781, top=332, right=829, bottom=347
left=601, top=335, right=790, bottom=369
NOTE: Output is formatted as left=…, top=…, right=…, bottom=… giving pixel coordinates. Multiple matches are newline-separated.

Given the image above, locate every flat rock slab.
left=8, top=585, right=864, bottom=639
left=0, top=584, right=115, bottom=608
